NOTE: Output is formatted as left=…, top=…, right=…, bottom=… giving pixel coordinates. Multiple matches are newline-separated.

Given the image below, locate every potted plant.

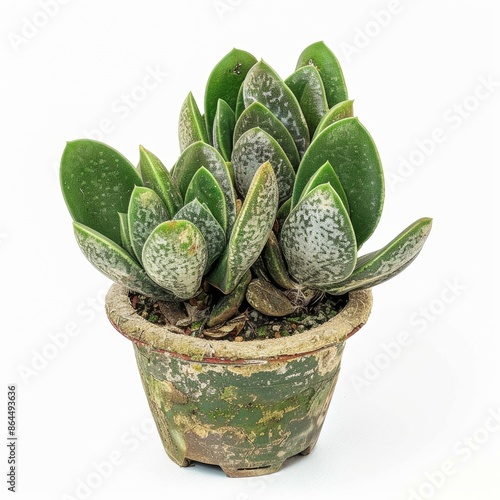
left=60, top=41, right=432, bottom=477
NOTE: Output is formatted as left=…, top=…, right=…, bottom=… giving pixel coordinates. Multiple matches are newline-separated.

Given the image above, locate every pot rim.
left=105, top=284, right=372, bottom=362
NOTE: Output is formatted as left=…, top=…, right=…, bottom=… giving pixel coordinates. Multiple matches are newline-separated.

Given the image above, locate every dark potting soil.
left=128, top=291, right=348, bottom=342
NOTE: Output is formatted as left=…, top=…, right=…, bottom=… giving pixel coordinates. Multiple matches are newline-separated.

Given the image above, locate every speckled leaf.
left=171, top=141, right=236, bottom=235
left=178, top=92, right=209, bottom=152
left=213, top=99, right=235, bottom=161
left=243, top=60, right=310, bottom=157
left=127, top=186, right=169, bottom=265
left=204, top=48, right=258, bottom=142
left=139, top=146, right=183, bottom=217
left=246, top=279, right=296, bottom=317
left=263, top=232, right=297, bottom=290
left=296, top=41, right=348, bottom=108
left=174, top=199, right=225, bottom=270
left=73, top=222, right=177, bottom=301
left=184, top=166, right=227, bottom=234
left=232, top=127, right=295, bottom=204
left=327, top=218, right=433, bottom=294
left=207, top=162, right=279, bottom=294
left=60, top=139, right=142, bottom=245
left=281, top=183, right=356, bottom=288
left=118, top=212, right=135, bottom=258
left=142, top=220, right=207, bottom=300
left=299, top=161, right=349, bottom=212
left=292, top=117, right=384, bottom=247
left=285, top=65, right=328, bottom=136
left=207, top=271, right=252, bottom=327
left=233, top=101, right=300, bottom=170
left=313, top=99, right=354, bottom=139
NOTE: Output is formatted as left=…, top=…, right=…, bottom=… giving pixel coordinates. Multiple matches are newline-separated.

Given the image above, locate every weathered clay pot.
left=105, top=284, right=372, bottom=477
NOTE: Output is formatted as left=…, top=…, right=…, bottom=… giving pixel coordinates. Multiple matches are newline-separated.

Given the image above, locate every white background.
left=2, top=1, right=500, bottom=499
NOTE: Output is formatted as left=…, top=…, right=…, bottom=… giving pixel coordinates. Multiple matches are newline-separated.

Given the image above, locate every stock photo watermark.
left=7, top=0, right=72, bottom=54
left=388, top=74, right=499, bottom=191
left=17, top=287, right=108, bottom=385
left=350, top=277, right=467, bottom=393
left=213, top=0, right=245, bottom=20
left=6, top=386, right=17, bottom=493
left=60, top=417, right=155, bottom=500
left=83, top=65, right=170, bottom=142
left=407, top=406, right=500, bottom=500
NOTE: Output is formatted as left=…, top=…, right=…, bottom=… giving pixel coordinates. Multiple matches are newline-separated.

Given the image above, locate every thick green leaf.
left=60, top=139, right=142, bottom=245
left=73, top=222, right=177, bottom=301
left=178, top=92, right=209, bottom=152
left=285, top=65, right=328, bottom=136
left=281, top=183, right=357, bottom=288
left=296, top=41, right=348, bottom=108
left=327, top=218, right=433, bottom=294
left=292, top=117, right=384, bottom=247
left=171, top=141, right=236, bottom=235
left=142, top=220, right=207, bottom=300
left=118, top=212, right=135, bottom=258
left=263, top=231, right=297, bottom=290
left=233, top=101, right=300, bottom=170
left=127, top=186, right=169, bottom=265
left=243, top=60, right=310, bottom=157
left=299, top=160, right=349, bottom=212
left=184, top=166, right=227, bottom=233
left=231, top=127, right=295, bottom=204
left=207, top=162, right=279, bottom=294
left=139, top=146, right=183, bottom=217
left=174, top=199, right=225, bottom=270
left=313, top=99, right=354, bottom=139
left=213, top=99, right=236, bottom=162
left=276, top=198, right=292, bottom=234
left=234, top=82, right=246, bottom=120
left=207, top=271, right=252, bottom=327
left=204, top=48, right=258, bottom=142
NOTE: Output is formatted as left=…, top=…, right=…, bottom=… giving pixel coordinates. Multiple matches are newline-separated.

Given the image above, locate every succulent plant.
left=60, top=41, right=432, bottom=330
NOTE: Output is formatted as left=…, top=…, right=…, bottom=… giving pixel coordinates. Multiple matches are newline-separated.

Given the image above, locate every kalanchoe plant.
left=60, top=41, right=432, bottom=333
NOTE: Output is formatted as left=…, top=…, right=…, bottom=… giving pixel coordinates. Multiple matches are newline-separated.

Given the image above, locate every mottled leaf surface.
left=281, top=184, right=356, bottom=288
left=285, top=65, right=328, bottom=136
left=178, top=92, right=209, bottom=152
left=139, top=146, right=182, bottom=217
left=233, top=101, right=300, bottom=170
left=184, top=166, right=227, bottom=233
left=231, top=127, right=295, bottom=203
left=327, top=218, right=432, bottom=294
left=128, top=186, right=169, bottom=264
left=142, top=220, right=207, bottom=299
left=204, top=48, right=257, bottom=141
left=207, top=162, right=279, bottom=294
left=292, top=117, right=384, bottom=247
left=171, top=141, right=236, bottom=235
left=296, top=41, right=348, bottom=108
left=61, top=139, right=142, bottom=245
left=300, top=160, right=349, bottom=212
left=174, top=199, right=225, bottom=270
left=213, top=99, right=235, bottom=162
left=243, top=60, right=310, bottom=157
left=313, top=99, right=354, bottom=139
left=73, top=222, right=176, bottom=301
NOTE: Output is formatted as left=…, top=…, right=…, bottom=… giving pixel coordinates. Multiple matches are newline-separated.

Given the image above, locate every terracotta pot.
left=105, top=284, right=372, bottom=477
